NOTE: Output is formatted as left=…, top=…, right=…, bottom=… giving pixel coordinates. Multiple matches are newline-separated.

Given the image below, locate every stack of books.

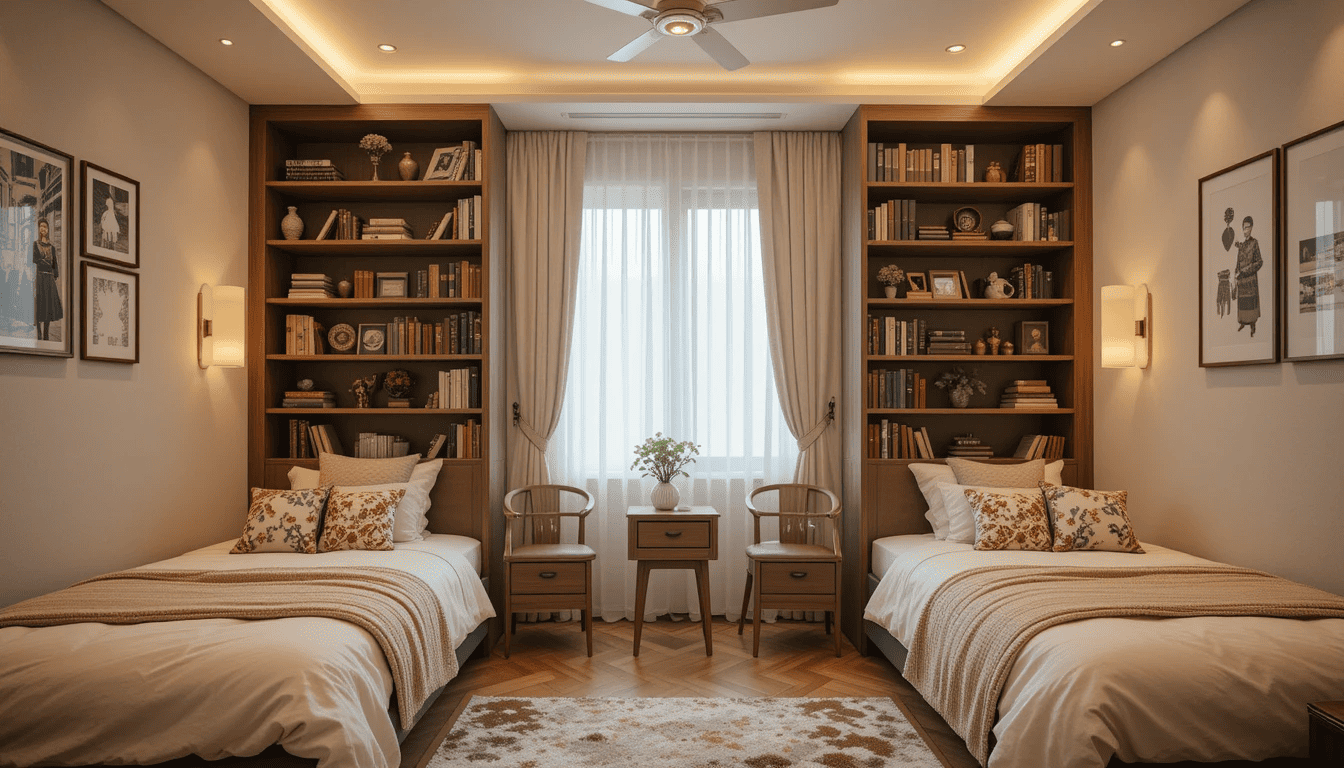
left=355, top=432, right=411, bottom=459
left=1000, top=379, right=1058, bottom=409
left=917, top=225, right=950, bottom=240
left=926, top=329, right=970, bottom=354
left=946, top=434, right=993, bottom=458
left=285, top=159, right=343, bottom=181
left=361, top=217, right=412, bottom=240
left=288, top=273, right=334, bottom=298
left=1012, top=434, right=1066, bottom=460
left=282, top=390, right=335, bottom=408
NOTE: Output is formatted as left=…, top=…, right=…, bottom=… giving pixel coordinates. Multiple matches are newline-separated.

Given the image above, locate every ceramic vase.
left=651, top=481, right=679, bottom=511
left=990, top=219, right=1015, bottom=240
left=280, top=206, right=304, bottom=240
left=883, top=285, right=898, bottom=299
left=337, top=280, right=353, bottom=298
left=950, top=389, right=972, bottom=408
left=397, top=152, right=419, bottom=181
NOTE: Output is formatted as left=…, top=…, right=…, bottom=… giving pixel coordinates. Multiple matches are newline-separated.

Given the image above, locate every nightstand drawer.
left=510, top=562, right=587, bottom=594
left=636, top=520, right=711, bottom=549
left=760, top=562, right=836, bottom=594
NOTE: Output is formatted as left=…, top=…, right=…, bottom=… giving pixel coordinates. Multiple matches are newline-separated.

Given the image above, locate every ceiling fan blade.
left=710, top=0, right=839, bottom=23
left=609, top=28, right=664, bottom=62
left=693, top=27, right=749, bottom=71
left=585, top=0, right=658, bottom=17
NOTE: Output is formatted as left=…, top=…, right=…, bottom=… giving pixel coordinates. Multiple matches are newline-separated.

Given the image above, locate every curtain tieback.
left=513, top=403, right=548, bottom=453
left=796, top=398, right=836, bottom=452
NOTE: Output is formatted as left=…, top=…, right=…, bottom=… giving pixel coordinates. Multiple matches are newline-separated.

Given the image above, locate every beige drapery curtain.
left=505, top=132, right=588, bottom=491
left=754, top=131, right=843, bottom=494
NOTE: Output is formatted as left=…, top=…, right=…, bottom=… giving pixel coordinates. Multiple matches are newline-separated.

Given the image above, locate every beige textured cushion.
left=230, top=488, right=329, bottom=554
left=318, top=488, right=405, bottom=552
left=947, top=458, right=1046, bottom=487
left=964, top=488, right=1052, bottom=551
left=1041, top=483, right=1144, bottom=553
left=318, top=453, right=420, bottom=488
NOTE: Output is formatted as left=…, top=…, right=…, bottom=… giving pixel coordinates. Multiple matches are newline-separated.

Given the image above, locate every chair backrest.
left=502, top=484, right=595, bottom=555
left=745, top=483, right=842, bottom=553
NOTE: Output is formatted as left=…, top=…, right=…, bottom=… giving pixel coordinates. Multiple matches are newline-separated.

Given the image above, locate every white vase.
left=280, top=206, right=304, bottom=240
left=651, top=481, right=679, bottom=511
left=883, top=285, right=898, bottom=299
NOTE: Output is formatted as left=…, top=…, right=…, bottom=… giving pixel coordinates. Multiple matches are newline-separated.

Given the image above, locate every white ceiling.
left=102, top=0, right=1251, bottom=130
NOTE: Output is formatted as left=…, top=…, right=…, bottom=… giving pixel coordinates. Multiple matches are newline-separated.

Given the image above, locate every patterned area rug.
left=428, top=696, right=944, bottom=767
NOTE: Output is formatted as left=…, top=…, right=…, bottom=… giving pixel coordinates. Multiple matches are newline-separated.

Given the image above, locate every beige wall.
left=1093, top=0, right=1344, bottom=596
left=0, top=0, right=249, bottom=606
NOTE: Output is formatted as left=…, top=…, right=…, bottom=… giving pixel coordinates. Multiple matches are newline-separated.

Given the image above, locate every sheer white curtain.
left=548, top=133, right=798, bottom=623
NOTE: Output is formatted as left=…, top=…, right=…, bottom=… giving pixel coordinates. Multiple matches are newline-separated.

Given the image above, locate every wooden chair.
left=737, top=483, right=843, bottom=657
left=502, top=485, right=596, bottom=658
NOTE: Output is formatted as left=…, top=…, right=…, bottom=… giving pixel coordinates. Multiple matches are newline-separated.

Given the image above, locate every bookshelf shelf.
left=865, top=241, right=1074, bottom=256
left=267, top=298, right=483, bottom=308
left=865, top=181, right=1073, bottom=203
left=266, top=408, right=483, bottom=416
left=266, top=180, right=482, bottom=202
left=865, top=408, right=1075, bottom=415
left=866, top=354, right=1074, bottom=362
left=266, top=240, right=483, bottom=256
left=866, top=298, right=1072, bottom=309
left=266, top=354, right=483, bottom=362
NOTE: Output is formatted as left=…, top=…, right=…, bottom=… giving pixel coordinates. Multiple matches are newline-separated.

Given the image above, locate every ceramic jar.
left=397, top=152, right=419, bottom=181
left=651, top=482, right=679, bottom=511
left=990, top=219, right=1015, bottom=240
left=280, top=206, right=304, bottom=240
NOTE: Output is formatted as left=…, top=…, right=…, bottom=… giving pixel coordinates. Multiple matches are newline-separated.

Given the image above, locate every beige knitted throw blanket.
left=0, top=566, right=456, bottom=730
left=902, top=564, right=1344, bottom=765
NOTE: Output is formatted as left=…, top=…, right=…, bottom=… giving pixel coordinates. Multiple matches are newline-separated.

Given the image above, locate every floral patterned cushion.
left=318, top=488, right=406, bottom=552
left=230, top=488, right=328, bottom=554
left=1040, top=483, right=1145, bottom=553
left=963, top=488, right=1052, bottom=551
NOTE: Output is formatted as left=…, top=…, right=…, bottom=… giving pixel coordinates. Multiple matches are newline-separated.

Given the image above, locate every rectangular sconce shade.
left=212, top=286, right=245, bottom=368
left=1101, top=284, right=1150, bottom=368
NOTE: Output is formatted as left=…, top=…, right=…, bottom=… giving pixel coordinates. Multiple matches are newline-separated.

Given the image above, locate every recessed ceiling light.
left=378, top=43, right=397, bottom=52
left=946, top=44, right=966, bottom=54
left=1110, top=39, right=1126, bottom=47
left=219, top=38, right=234, bottom=46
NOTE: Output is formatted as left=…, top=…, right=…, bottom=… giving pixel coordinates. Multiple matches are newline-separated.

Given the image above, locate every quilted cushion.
left=318, top=488, right=405, bottom=552
left=230, top=488, right=328, bottom=554
left=963, top=488, right=1052, bottom=551
left=1040, top=483, right=1144, bottom=553
left=317, top=453, right=419, bottom=488
left=947, top=458, right=1046, bottom=487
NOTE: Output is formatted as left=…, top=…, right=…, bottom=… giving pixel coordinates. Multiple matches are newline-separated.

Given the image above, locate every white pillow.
left=938, top=482, right=1051, bottom=545
left=289, top=459, right=442, bottom=542
left=911, top=460, right=1062, bottom=540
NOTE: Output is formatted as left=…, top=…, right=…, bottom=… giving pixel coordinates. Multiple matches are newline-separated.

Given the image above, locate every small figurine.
left=974, top=338, right=987, bottom=355
left=296, top=378, right=315, bottom=392
left=983, top=272, right=1015, bottom=300
left=351, top=374, right=378, bottom=408
left=986, top=327, right=1001, bottom=355
left=1001, top=340, right=1015, bottom=356
left=425, top=392, right=440, bottom=409
left=984, top=161, right=1006, bottom=183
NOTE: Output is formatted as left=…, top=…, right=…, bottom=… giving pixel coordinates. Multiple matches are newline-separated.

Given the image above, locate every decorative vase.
left=397, top=152, right=418, bottom=181
left=651, top=481, right=679, bottom=511
left=883, top=285, right=898, bottom=299
left=950, top=389, right=972, bottom=408
left=337, top=280, right=353, bottom=298
left=990, top=219, right=1015, bottom=240
left=1001, top=341, right=1015, bottom=356
left=280, top=206, right=304, bottom=240
left=973, top=339, right=987, bottom=355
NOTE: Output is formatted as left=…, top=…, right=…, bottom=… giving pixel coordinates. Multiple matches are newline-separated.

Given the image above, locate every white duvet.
left=0, top=535, right=494, bottom=768
left=864, top=535, right=1344, bottom=768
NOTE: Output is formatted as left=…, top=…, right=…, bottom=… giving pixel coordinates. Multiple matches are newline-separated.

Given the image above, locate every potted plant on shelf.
left=877, top=264, right=906, bottom=299
left=631, top=433, right=700, bottom=511
left=935, top=367, right=986, bottom=408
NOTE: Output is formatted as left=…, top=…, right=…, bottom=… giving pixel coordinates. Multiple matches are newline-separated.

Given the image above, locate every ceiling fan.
left=586, top=0, right=839, bottom=71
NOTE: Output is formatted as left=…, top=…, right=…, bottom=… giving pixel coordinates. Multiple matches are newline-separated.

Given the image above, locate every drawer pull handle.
left=790, top=571, right=808, bottom=579
left=664, top=531, right=683, bottom=538
left=539, top=571, right=557, bottom=579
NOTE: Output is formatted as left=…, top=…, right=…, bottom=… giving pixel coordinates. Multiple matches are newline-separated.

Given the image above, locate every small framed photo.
left=357, top=323, right=387, bottom=355
left=80, top=262, right=138, bottom=363
left=907, top=272, right=927, bottom=292
left=375, top=272, right=408, bottom=298
left=1283, top=119, right=1344, bottom=361
left=81, top=161, right=139, bottom=267
left=423, top=147, right=460, bottom=181
left=928, top=269, right=962, bottom=299
left=1198, top=149, right=1279, bottom=367
left=1017, top=320, right=1049, bottom=355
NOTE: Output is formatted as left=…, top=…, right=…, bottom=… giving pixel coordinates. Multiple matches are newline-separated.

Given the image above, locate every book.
left=316, top=210, right=338, bottom=240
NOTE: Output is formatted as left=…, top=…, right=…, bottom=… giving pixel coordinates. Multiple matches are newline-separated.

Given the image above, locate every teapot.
left=983, top=272, right=1015, bottom=300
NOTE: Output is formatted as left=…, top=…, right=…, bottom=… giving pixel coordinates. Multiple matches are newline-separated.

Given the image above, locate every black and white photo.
left=1283, top=119, right=1344, bottom=361
left=357, top=323, right=386, bottom=355
left=80, top=261, right=138, bottom=363
left=81, top=161, right=139, bottom=267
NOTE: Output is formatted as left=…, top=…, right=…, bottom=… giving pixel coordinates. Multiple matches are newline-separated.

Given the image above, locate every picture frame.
left=1282, top=119, right=1344, bottom=361
left=375, top=272, right=408, bottom=298
left=907, top=272, right=927, bottom=292
left=80, top=261, right=138, bottom=363
left=0, top=127, right=74, bottom=358
left=80, top=161, right=139, bottom=267
left=928, top=269, right=962, bottom=299
left=422, top=147, right=460, bottom=181
left=357, top=323, right=387, bottom=355
left=1198, top=149, right=1279, bottom=367
left=1017, top=320, right=1049, bottom=355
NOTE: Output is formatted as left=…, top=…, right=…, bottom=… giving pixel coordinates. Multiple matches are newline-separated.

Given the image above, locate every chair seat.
left=507, top=543, right=596, bottom=561
left=745, top=541, right=838, bottom=561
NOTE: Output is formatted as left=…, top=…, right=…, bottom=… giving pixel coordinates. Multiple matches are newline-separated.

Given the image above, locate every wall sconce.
left=198, top=284, right=245, bottom=369
left=1101, top=283, right=1150, bottom=368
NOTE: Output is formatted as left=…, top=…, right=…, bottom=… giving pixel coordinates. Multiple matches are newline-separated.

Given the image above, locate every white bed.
left=0, top=534, right=493, bottom=768
left=864, top=534, right=1344, bottom=768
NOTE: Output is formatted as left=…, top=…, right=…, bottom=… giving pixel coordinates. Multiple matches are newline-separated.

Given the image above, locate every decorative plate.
left=953, top=206, right=982, bottom=233
left=328, top=323, right=356, bottom=353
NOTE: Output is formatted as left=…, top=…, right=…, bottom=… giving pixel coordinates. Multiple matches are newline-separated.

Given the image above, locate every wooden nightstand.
left=626, top=506, right=719, bottom=657
left=1310, top=701, right=1344, bottom=766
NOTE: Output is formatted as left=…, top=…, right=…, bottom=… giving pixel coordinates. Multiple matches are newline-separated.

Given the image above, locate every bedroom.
left=1, top=1, right=1342, bottom=767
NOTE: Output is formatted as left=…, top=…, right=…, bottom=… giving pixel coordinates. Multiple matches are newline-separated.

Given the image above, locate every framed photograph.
left=1283, top=120, right=1344, bottom=361
left=357, top=323, right=387, bottom=355
left=422, top=147, right=460, bottom=181
left=907, top=272, right=927, bottom=292
left=928, top=269, right=962, bottom=299
left=1017, top=320, right=1049, bottom=355
left=376, top=271, right=408, bottom=298
left=1198, top=149, right=1279, bottom=367
left=80, top=262, right=138, bottom=363
left=80, top=161, right=139, bottom=267
left=0, top=128, right=73, bottom=358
